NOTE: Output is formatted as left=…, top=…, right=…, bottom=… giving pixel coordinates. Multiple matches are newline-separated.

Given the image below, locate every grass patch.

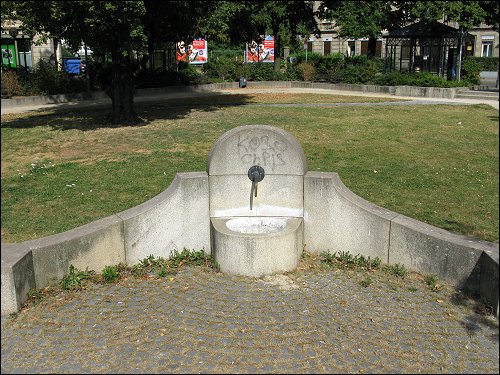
left=383, top=263, right=408, bottom=278
left=1, top=93, right=498, bottom=243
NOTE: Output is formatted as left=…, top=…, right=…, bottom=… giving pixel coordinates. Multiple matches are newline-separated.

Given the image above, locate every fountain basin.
left=211, top=217, right=303, bottom=277
left=226, top=217, right=287, bottom=234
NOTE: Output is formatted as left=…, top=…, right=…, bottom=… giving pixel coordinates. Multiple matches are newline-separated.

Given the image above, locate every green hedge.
left=2, top=60, right=87, bottom=97
left=465, top=56, right=499, bottom=71
left=4, top=52, right=485, bottom=97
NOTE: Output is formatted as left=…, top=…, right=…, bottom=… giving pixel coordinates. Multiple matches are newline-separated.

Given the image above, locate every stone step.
left=456, top=89, right=499, bottom=98
left=457, top=89, right=498, bottom=95
left=455, top=93, right=499, bottom=100
left=470, top=85, right=499, bottom=92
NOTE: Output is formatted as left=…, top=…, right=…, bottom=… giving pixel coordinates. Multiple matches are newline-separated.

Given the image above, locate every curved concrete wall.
left=304, top=171, right=498, bottom=316
left=1, top=148, right=498, bottom=317
left=117, top=172, right=210, bottom=264
left=1, top=172, right=210, bottom=315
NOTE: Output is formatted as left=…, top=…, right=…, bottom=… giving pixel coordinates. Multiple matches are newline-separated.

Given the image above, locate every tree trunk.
left=52, top=38, right=59, bottom=68
left=274, top=33, right=281, bottom=73
left=107, top=50, right=142, bottom=125
left=367, top=37, right=377, bottom=59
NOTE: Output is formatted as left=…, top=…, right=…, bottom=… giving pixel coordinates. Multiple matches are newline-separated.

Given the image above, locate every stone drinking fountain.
left=1, top=124, right=498, bottom=316
left=208, top=125, right=305, bottom=277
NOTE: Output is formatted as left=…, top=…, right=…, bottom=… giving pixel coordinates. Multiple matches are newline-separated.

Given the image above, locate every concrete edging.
left=1, top=81, right=468, bottom=109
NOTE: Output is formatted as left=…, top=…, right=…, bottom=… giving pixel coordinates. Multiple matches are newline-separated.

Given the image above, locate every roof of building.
left=384, top=20, right=473, bottom=39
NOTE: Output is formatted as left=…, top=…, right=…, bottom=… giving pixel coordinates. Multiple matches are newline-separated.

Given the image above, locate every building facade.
left=309, top=1, right=499, bottom=60
left=1, top=21, right=62, bottom=70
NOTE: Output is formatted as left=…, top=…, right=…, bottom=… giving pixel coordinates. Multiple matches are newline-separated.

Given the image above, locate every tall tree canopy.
left=2, top=1, right=215, bottom=124
left=316, top=1, right=399, bottom=58
left=245, top=1, right=320, bottom=72
left=2, top=1, right=320, bottom=122
left=199, top=1, right=320, bottom=71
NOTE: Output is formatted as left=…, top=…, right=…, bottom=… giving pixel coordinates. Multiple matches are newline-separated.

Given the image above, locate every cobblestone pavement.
left=1, top=257, right=498, bottom=374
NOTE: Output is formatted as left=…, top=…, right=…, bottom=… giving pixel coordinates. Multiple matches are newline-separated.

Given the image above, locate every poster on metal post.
left=245, top=35, right=274, bottom=63
left=176, top=38, right=208, bottom=64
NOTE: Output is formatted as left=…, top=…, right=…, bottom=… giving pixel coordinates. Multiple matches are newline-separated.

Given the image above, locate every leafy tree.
left=201, top=1, right=319, bottom=72
left=2, top=1, right=217, bottom=124
left=3, top=1, right=149, bottom=123
left=247, top=1, right=320, bottom=72
left=481, top=1, right=499, bottom=31
left=409, top=1, right=496, bottom=30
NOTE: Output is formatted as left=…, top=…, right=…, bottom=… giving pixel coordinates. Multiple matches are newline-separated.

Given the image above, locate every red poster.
left=246, top=36, right=274, bottom=63
left=176, top=39, right=208, bottom=64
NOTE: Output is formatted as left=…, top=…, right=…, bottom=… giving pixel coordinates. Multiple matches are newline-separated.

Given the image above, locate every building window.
left=17, top=38, right=32, bottom=68
left=361, top=40, right=383, bottom=57
left=348, top=41, right=355, bottom=56
left=324, top=41, right=331, bottom=55
left=307, top=41, right=313, bottom=53
left=481, top=41, right=493, bottom=57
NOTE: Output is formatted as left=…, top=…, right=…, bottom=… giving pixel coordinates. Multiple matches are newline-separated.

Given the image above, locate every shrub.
left=281, top=63, right=303, bottom=81
left=135, top=69, right=183, bottom=88
left=240, top=63, right=282, bottom=81
left=314, top=52, right=344, bottom=76
left=291, top=51, right=323, bottom=65
left=372, top=71, right=408, bottom=86
left=1, top=69, right=24, bottom=97
left=23, top=60, right=86, bottom=95
left=203, top=55, right=239, bottom=82
left=297, top=62, right=316, bottom=81
left=464, top=56, right=498, bottom=71
left=461, top=57, right=482, bottom=85
left=372, top=71, right=473, bottom=88
left=178, top=65, right=206, bottom=85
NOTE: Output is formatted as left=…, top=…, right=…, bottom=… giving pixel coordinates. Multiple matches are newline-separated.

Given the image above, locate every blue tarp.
left=63, top=57, right=81, bottom=74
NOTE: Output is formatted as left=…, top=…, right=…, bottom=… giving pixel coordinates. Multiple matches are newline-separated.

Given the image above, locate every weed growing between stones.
left=13, top=249, right=218, bottom=316
left=382, top=263, right=408, bottom=278
left=320, top=250, right=381, bottom=271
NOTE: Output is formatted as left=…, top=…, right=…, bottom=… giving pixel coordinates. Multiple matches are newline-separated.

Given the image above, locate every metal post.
left=84, top=43, right=91, bottom=99
left=457, top=26, right=464, bottom=81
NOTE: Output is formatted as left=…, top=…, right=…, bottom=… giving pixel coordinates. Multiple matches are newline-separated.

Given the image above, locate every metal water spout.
left=248, top=165, right=265, bottom=210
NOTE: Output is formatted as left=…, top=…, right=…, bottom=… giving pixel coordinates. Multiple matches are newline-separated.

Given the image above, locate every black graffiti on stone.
left=237, top=134, right=287, bottom=172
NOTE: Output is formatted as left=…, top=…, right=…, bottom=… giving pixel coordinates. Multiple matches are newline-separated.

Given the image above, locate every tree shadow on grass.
left=488, top=115, right=499, bottom=123
left=0, top=93, right=255, bottom=132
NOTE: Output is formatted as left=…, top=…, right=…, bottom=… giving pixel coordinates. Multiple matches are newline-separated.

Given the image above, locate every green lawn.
left=1, top=93, right=498, bottom=243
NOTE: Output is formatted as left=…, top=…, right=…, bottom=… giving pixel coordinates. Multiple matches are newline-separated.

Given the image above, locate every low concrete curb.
left=0, top=81, right=469, bottom=109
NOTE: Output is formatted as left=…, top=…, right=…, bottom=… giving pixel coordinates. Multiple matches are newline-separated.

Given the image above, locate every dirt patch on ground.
left=258, top=274, right=299, bottom=290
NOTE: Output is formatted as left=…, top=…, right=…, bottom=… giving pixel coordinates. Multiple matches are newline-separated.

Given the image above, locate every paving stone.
left=1, top=265, right=498, bottom=374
